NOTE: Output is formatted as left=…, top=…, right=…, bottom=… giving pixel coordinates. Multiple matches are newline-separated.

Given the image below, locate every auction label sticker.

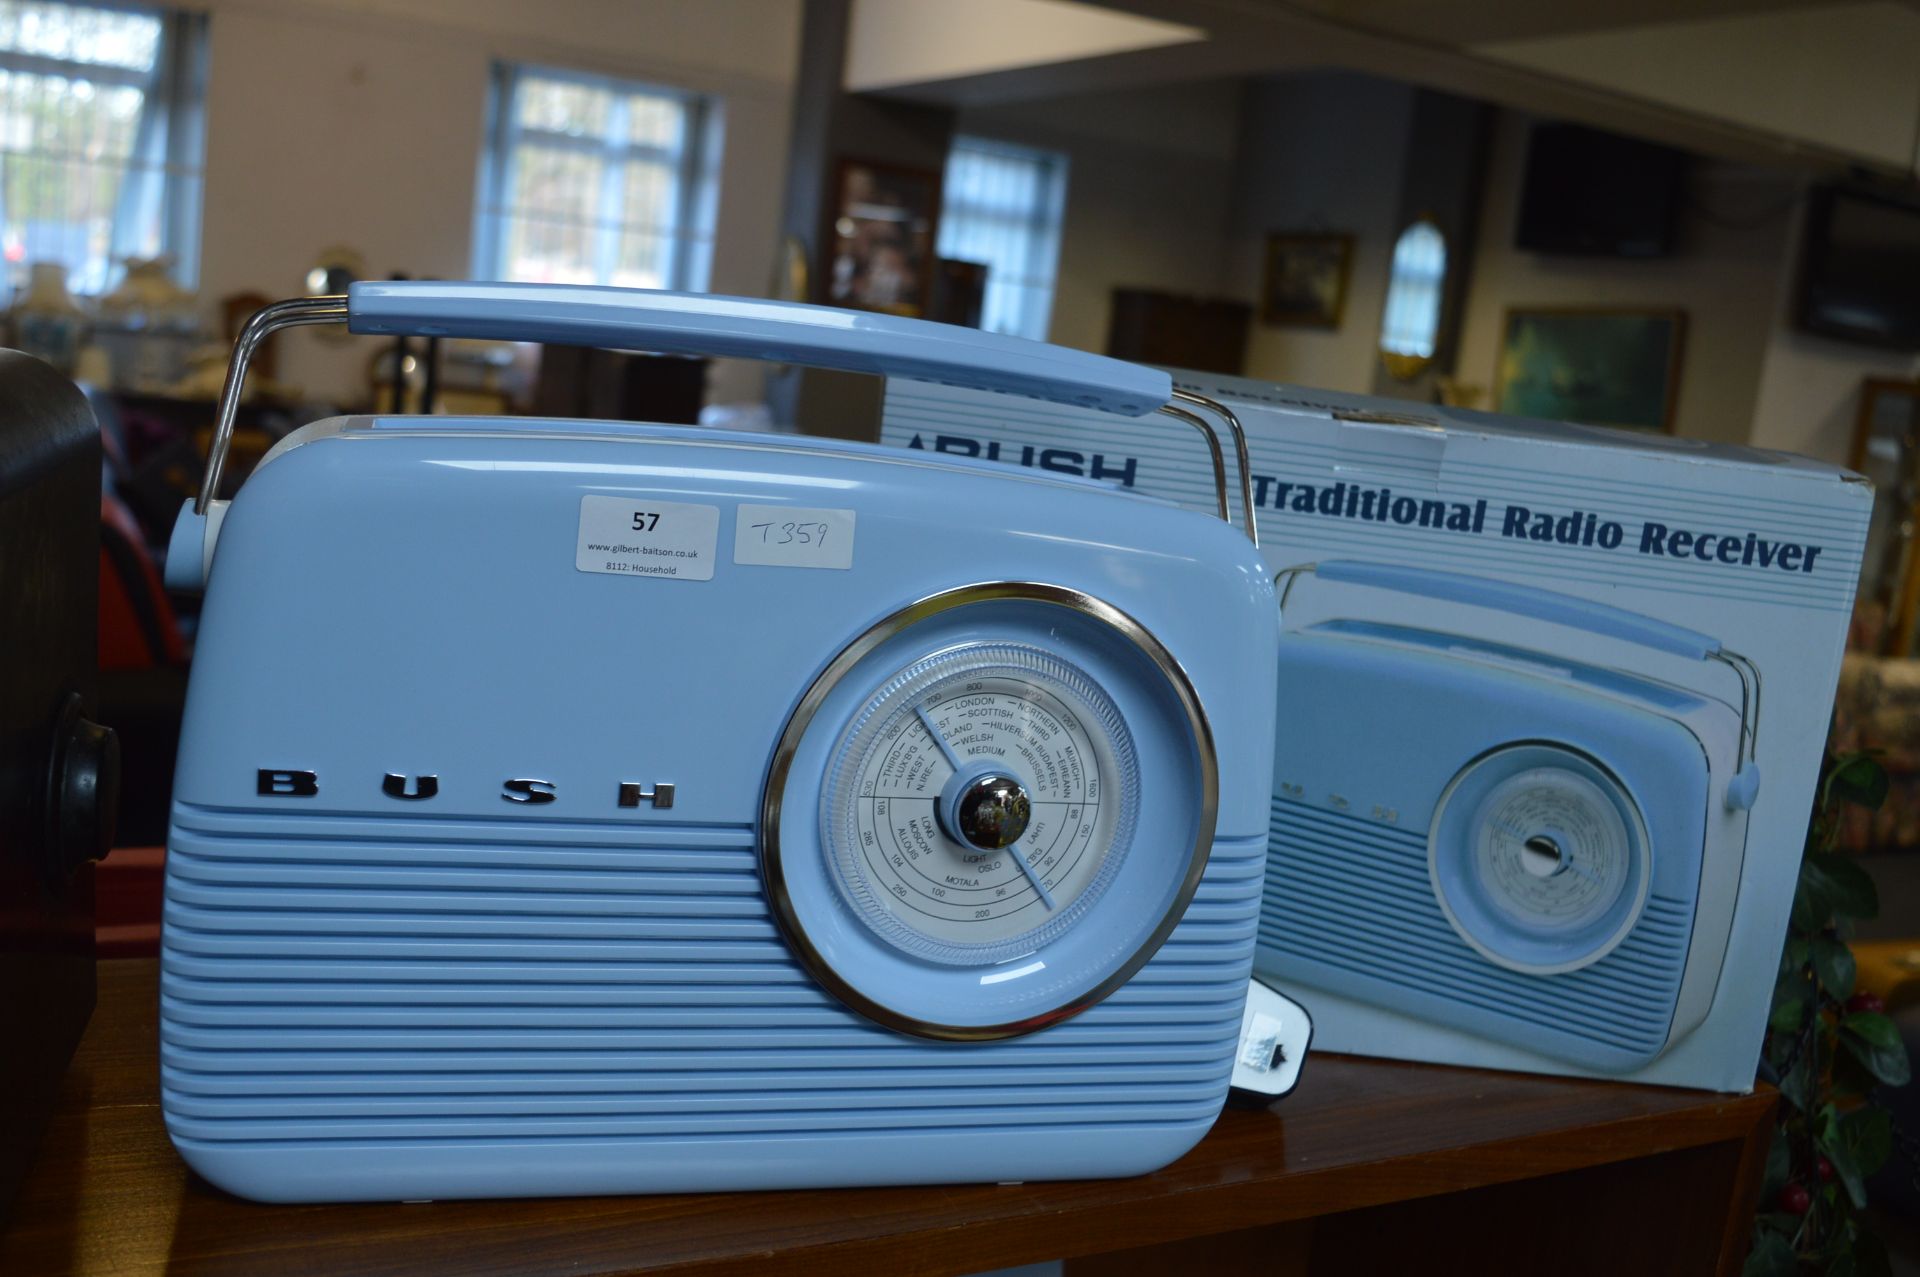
left=733, top=504, right=856, bottom=570
left=576, top=495, right=719, bottom=581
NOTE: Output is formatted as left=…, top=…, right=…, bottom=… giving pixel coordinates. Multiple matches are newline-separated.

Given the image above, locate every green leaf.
left=1805, top=853, right=1880, bottom=922
left=1744, top=1229, right=1799, bottom=1277
left=1845, top=1012, right=1903, bottom=1050
left=1840, top=1013, right=1911, bottom=1087
left=1829, top=754, right=1890, bottom=812
left=1839, top=1104, right=1894, bottom=1177
left=1819, top=1123, right=1868, bottom=1209
left=1782, top=1050, right=1818, bottom=1112
left=1783, top=937, right=1812, bottom=971
left=1833, top=1049, right=1882, bottom=1100
left=1795, top=866, right=1832, bottom=933
left=1772, top=997, right=1808, bottom=1034
left=1813, top=936, right=1858, bottom=1000
left=1761, top=1126, right=1792, bottom=1203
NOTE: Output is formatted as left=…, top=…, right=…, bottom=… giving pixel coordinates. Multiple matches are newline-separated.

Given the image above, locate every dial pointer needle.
left=916, top=705, right=965, bottom=771
left=1005, top=841, right=1056, bottom=911
left=916, top=704, right=1055, bottom=911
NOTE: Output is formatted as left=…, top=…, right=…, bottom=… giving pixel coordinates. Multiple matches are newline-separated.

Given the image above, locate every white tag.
left=733, top=504, right=856, bottom=570
left=576, top=496, right=719, bottom=581
left=1238, top=1013, right=1289, bottom=1072
left=1230, top=979, right=1312, bottom=1099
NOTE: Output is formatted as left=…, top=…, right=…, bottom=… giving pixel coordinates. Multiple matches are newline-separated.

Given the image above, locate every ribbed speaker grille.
left=1260, top=799, right=1688, bottom=1058
left=161, top=804, right=1262, bottom=1147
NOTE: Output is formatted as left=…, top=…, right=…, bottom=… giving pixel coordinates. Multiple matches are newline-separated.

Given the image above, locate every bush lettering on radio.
left=253, top=769, right=676, bottom=808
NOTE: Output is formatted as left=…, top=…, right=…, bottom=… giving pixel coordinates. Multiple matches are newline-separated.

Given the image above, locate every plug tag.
left=1228, top=978, right=1312, bottom=1102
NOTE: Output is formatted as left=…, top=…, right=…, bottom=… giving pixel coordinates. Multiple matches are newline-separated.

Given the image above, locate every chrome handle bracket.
left=196, top=295, right=349, bottom=514
left=198, top=297, right=1265, bottom=555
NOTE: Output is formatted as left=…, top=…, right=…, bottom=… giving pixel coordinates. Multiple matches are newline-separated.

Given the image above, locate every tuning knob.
left=45, top=692, right=119, bottom=878
left=952, top=773, right=1032, bottom=851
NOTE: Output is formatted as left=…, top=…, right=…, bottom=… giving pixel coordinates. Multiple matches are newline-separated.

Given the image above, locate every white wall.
left=194, top=0, right=802, bottom=403
left=1225, top=72, right=1415, bottom=393
left=1454, top=110, right=1798, bottom=444
left=955, top=79, right=1242, bottom=354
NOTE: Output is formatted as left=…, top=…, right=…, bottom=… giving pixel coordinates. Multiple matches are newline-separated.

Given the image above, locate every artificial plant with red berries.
left=1747, top=752, right=1909, bottom=1277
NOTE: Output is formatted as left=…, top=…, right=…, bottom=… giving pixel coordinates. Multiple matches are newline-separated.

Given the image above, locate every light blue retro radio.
left=1258, top=561, right=1759, bottom=1074
left=156, top=282, right=1278, bottom=1202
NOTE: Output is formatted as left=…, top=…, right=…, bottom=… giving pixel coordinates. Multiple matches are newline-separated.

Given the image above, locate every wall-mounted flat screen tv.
left=1797, top=186, right=1920, bottom=351
left=1516, top=123, right=1687, bottom=258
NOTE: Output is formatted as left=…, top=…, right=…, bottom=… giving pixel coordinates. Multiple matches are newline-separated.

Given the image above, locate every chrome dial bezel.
left=759, top=581, right=1218, bottom=1042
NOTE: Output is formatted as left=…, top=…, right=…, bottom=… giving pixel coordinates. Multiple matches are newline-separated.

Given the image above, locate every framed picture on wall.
left=1260, top=232, right=1352, bottom=328
left=824, top=158, right=941, bottom=318
left=1495, top=308, right=1686, bottom=432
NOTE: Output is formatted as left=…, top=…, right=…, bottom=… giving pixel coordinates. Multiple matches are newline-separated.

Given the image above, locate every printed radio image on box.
left=883, top=373, right=1870, bottom=1092
left=158, top=283, right=1279, bottom=1202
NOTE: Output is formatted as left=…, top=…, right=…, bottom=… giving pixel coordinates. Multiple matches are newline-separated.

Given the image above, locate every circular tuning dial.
left=826, top=644, right=1138, bottom=963
left=1429, top=743, right=1651, bottom=975
left=760, top=583, right=1217, bottom=1041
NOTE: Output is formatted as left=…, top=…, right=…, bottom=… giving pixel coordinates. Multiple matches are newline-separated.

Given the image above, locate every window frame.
left=473, top=61, right=717, bottom=292
left=936, top=135, right=1070, bottom=342
left=0, top=0, right=208, bottom=294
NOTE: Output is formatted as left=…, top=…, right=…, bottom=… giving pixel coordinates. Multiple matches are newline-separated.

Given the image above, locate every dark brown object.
left=2, top=959, right=1775, bottom=1275
left=1106, top=290, right=1252, bottom=376
left=1848, top=378, right=1920, bottom=655
left=533, top=346, right=709, bottom=425
left=927, top=258, right=988, bottom=328
left=822, top=156, right=942, bottom=318
left=0, top=350, right=117, bottom=1221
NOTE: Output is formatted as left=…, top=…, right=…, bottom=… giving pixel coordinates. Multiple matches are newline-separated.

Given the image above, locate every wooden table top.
left=2, top=959, right=1776, bottom=1276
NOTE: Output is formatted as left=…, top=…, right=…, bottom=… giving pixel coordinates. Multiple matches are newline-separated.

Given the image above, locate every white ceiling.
left=849, top=0, right=1920, bottom=176
left=1252, top=0, right=1864, bottom=46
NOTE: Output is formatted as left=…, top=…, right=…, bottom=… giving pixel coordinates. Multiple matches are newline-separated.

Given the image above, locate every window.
left=0, top=0, right=208, bottom=296
left=1379, top=219, right=1447, bottom=363
left=474, top=64, right=721, bottom=291
left=936, top=137, right=1067, bottom=342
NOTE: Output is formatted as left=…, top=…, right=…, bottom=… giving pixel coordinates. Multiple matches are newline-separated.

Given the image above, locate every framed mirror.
left=1379, top=218, right=1447, bottom=380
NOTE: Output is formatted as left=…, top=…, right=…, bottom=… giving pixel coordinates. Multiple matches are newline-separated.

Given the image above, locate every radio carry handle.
left=193, top=283, right=1258, bottom=543
left=1275, top=559, right=1761, bottom=805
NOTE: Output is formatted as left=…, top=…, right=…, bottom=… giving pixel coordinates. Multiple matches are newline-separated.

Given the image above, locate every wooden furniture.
left=2, top=959, right=1775, bottom=1275
left=0, top=352, right=107, bottom=1217
left=1831, top=654, right=1920, bottom=854
left=928, top=257, right=988, bottom=328
left=1106, top=289, right=1252, bottom=375
left=1849, top=379, right=1920, bottom=655
left=533, top=345, right=709, bottom=425
left=1854, top=939, right=1920, bottom=1013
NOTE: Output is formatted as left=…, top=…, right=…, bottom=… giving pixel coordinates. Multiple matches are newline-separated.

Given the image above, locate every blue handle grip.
left=1314, top=560, right=1721, bottom=660
left=348, top=281, right=1171, bottom=417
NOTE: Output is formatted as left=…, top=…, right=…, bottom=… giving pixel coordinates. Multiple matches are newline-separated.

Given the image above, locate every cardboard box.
left=882, top=372, right=1871, bottom=1092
